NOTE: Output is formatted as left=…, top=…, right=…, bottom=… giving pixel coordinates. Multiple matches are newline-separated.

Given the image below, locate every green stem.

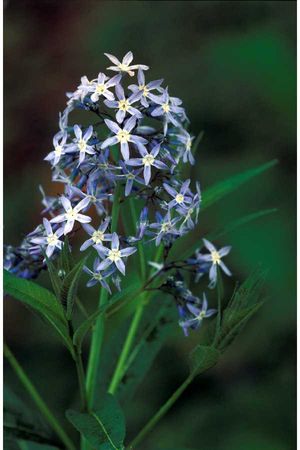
left=213, top=268, right=223, bottom=346
left=108, top=243, right=163, bottom=395
left=74, top=349, right=88, bottom=412
left=85, top=182, right=121, bottom=410
left=85, top=288, right=108, bottom=408
left=4, top=343, right=76, bottom=450
left=108, top=294, right=146, bottom=394
left=128, top=374, right=194, bottom=449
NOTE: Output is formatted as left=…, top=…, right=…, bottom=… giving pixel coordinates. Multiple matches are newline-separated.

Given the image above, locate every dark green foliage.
left=66, top=394, right=125, bottom=450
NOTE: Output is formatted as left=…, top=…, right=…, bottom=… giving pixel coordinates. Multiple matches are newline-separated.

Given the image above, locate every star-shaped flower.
left=104, top=84, right=143, bottom=124
left=50, top=196, right=92, bottom=235
left=198, top=239, right=232, bottom=288
left=126, top=144, right=168, bottom=185
left=101, top=116, right=148, bottom=161
left=30, top=218, right=64, bottom=258
left=44, top=131, right=68, bottom=166
left=128, top=68, right=163, bottom=107
left=80, top=219, right=112, bottom=251
left=67, top=125, right=96, bottom=165
left=104, top=51, right=149, bottom=77
left=179, top=293, right=217, bottom=336
left=95, top=232, right=136, bottom=275
left=90, top=72, right=121, bottom=102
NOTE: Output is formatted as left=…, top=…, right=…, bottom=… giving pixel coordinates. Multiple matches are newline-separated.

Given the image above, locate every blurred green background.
left=4, top=1, right=296, bottom=449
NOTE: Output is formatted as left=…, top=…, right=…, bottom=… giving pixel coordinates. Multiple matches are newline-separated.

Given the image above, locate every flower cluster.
left=4, top=52, right=232, bottom=336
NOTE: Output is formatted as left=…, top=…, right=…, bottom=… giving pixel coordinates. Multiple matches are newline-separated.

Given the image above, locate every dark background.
left=4, top=1, right=296, bottom=449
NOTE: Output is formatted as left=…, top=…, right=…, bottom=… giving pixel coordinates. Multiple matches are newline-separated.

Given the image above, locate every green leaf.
left=3, top=270, right=73, bottom=354
left=216, top=270, right=266, bottom=351
left=60, top=257, right=86, bottom=320
left=4, top=386, right=51, bottom=445
left=74, top=282, right=142, bottom=351
left=117, top=300, right=178, bottom=404
left=201, top=159, right=278, bottom=210
left=17, top=441, right=59, bottom=449
left=189, top=345, right=220, bottom=376
left=44, top=254, right=62, bottom=300
left=210, top=208, right=278, bottom=241
left=59, top=237, right=73, bottom=274
left=66, top=394, right=125, bottom=450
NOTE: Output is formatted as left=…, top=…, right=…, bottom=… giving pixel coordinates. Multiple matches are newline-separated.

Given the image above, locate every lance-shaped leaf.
left=201, top=159, right=278, bottom=211
left=59, top=257, right=86, bottom=320
left=189, top=345, right=220, bottom=377
left=215, top=270, right=267, bottom=351
left=117, top=300, right=178, bottom=405
left=43, top=254, right=62, bottom=300
left=73, top=282, right=142, bottom=351
left=3, top=270, right=73, bottom=354
left=66, top=394, right=125, bottom=450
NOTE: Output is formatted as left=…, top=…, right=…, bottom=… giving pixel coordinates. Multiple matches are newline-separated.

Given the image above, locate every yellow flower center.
left=93, top=273, right=103, bottom=281
left=47, top=234, right=58, bottom=246
left=175, top=194, right=184, bottom=204
left=108, top=249, right=121, bottom=262
left=96, top=83, right=107, bottom=95
left=118, top=63, right=130, bottom=72
left=211, top=250, right=221, bottom=265
left=161, top=222, right=171, bottom=232
left=117, top=130, right=130, bottom=143
left=92, top=230, right=104, bottom=244
left=198, top=311, right=206, bottom=320
left=142, top=155, right=155, bottom=166
left=186, top=139, right=192, bottom=151
left=78, top=139, right=87, bottom=152
left=118, top=99, right=130, bottom=112
left=54, top=145, right=62, bottom=156
left=88, top=195, right=97, bottom=203
left=139, top=85, right=149, bottom=96
left=162, top=103, right=170, bottom=113
left=65, top=209, right=78, bottom=220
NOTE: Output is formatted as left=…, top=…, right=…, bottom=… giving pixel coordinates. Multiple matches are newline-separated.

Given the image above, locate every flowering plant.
left=4, top=52, right=277, bottom=450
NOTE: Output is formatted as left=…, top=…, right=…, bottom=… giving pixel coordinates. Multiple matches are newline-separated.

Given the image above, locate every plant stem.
left=4, top=343, right=76, bottom=450
left=108, top=243, right=163, bottom=395
left=129, top=198, right=146, bottom=280
left=213, top=268, right=223, bottom=347
left=128, top=374, right=194, bottom=449
left=74, top=349, right=88, bottom=412
left=85, top=288, right=108, bottom=408
left=85, top=183, right=121, bottom=410
left=108, top=293, right=146, bottom=394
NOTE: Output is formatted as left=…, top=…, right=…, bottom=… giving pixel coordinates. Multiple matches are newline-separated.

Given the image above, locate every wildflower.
left=150, top=211, right=181, bottom=246
left=44, top=131, right=68, bottom=166
left=179, top=293, right=216, bottom=336
left=198, top=239, right=232, bottom=288
left=163, top=179, right=193, bottom=210
left=80, top=220, right=112, bottom=251
left=50, top=196, right=92, bottom=235
left=116, top=161, right=144, bottom=197
left=101, top=117, right=148, bottom=161
left=126, top=144, right=168, bottom=185
left=128, top=68, right=163, bottom=107
left=151, top=89, right=184, bottom=127
left=66, top=125, right=96, bottom=165
left=96, top=232, right=136, bottom=275
left=178, top=129, right=195, bottom=165
left=104, top=51, right=149, bottom=77
left=104, top=84, right=142, bottom=124
left=30, top=218, right=64, bottom=258
left=83, top=258, right=115, bottom=292
left=90, top=72, right=121, bottom=103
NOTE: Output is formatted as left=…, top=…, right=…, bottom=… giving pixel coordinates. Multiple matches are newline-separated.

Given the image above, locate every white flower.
left=30, top=218, right=64, bottom=257
left=90, top=72, right=121, bottom=103
left=104, top=51, right=149, bottom=77
left=50, top=196, right=92, bottom=235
